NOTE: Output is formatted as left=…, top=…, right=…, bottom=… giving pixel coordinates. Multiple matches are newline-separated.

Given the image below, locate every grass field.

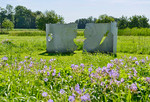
left=0, top=29, right=150, bottom=101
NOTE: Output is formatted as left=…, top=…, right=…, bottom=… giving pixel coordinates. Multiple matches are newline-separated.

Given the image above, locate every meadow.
left=0, top=29, right=150, bottom=102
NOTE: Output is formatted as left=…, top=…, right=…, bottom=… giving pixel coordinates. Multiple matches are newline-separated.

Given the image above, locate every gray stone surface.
left=83, top=22, right=118, bottom=54
left=46, top=23, right=77, bottom=53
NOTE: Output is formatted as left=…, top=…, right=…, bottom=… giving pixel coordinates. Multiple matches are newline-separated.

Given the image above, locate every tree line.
left=0, top=4, right=64, bottom=30
left=0, top=4, right=150, bottom=30
left=75, top=14, right=150, bottom=29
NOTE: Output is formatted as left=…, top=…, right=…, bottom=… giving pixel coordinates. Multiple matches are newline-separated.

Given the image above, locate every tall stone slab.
left=83, top=22, right=118, bottom=54
left=46, top=23, right=77, bottom=53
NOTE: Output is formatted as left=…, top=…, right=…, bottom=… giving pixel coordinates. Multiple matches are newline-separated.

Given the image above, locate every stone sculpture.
left=83, top=22, right=118, bottom=54
left=46, top=23, right=77, bottom=53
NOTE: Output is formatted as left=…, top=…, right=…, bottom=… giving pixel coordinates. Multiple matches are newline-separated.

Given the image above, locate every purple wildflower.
left=49, top=66, right=51, bottom=70
left=40, top=58, right=43, bottom=62
left=75, top=84, right=80, bottom=91
left=146, top=57, right=148, bottom=61
left=6, top=63, right=9, bottom=66
left=52, top=69, right=56, bottom=76
left=125, top=64, right=127, bottom=68
left=60, top=89, right=65, bottom=94
left=42, top=92, right=47, bottom=97
left=90, top=73, right=94, bottom=77
left=44, top=65, right=47, bottom=68
left=141, top=59, right=145, bottom=63
left=53, top=69, right=56, bottom=73
left=107, top=63, right=113, bottom=68
left=44, top=78, right=48, bottom=82
left=48, top=99, right=54, bottom=102
left=19, top=61, right=23, bottom=64
left=135, top=61, right=139, bottom=65
left=58, top=72, right=61, bottom=77
left=75, top=84, right=82, bottom=94
left=29, top=64, right=32, bottom=67
left=74, top=65, right=78, bottom=69
left=47, top=71, right=50, bottom=76
left=133, top=69, right=137, bottom=76
left=132, top=57, right=137, bottom=60
left=146, top=77, right=150, bottom=83
left=109, top=70, right=119, bottom=78
left=72, top=93, right=76, bottom=97
left=114, top=58, right=118, bottom=63
left=95, top=68, right=101, bottom=73
left=68, top=96, right=75, bottom=102
left=49, top=59, right=56, bottom=63
left=2, top=56, right=8, bottom=61
left=24, top=60, right=26, bottom=62
left=115, top=80, right=121, bottom=86
left=121, top=78, right=124, bottom=82
left=101, top=82, right=104, bottom=86
left=71, top=87, right=74, bottom=91
left=17, top=66, right=21, bottom=71
left=83, top=88, right=85, bottom=93
left=88, top=68, right=93, bottom=72
left=71, top=64, right=75, bottom=68
left=25, top=56, right=28, bottom=59
left=119, top=59, right=124, bottom=62
left=81, top=93, right=90, bottom=101
left=110, top=80, right=113, bottom=85
left=80, top=63, right=84, bottom=67
left=130, top=83, right=137, bottom=92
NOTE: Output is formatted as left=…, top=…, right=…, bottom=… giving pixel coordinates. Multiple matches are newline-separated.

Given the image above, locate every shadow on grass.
left=82, top=51, right=117, bottom=57
left=39, top=51, right=75, bottom=56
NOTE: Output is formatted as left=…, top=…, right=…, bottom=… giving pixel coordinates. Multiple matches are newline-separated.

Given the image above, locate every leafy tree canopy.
left=2, top=18, right=14, bottom=30
left=36, top=10, right=64, bottom=30
left=96, top=14, right=115, bottom=23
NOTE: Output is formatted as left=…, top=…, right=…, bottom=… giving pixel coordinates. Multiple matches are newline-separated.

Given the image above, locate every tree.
left=128, top=15, right=140, bottom=28
left=96, top=14, right=115, bottom=23
left=138, top=15, right=149, bottom=28
left=6, top=4, right=14, bottom=23
left=15, top=5, right=37, bottom=28
left=2, top=18, right=14, bottom=30
left=128, top=15, right=149, bottom=28
left=75, top=16, right=97, bottom=29
left=0, top=7, right=7, bottom=24
left=117, top=16, right=129, bottom=29
left=36, top=10, right=64, bottom=30
left=75, top=18, right=89, bottom=29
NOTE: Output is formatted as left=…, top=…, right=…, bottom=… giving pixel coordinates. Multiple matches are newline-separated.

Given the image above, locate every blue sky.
left=1, top=0, right=150, bottom=23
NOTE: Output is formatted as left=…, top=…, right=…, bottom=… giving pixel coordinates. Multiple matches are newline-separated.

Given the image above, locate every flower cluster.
left=0, top=56, right=149, bottom=102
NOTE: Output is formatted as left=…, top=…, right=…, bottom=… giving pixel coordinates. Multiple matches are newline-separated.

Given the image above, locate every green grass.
left=9, top=31, right=46, bottom=36
left=1, top=35, right=150, bottom=56
left=0, top=29, right=150, bottom=101
left=118, top=28, right=150, bottom=36
left=2, top=28, right=150, bottom=37
left=0, top=49, right=150, bottom=101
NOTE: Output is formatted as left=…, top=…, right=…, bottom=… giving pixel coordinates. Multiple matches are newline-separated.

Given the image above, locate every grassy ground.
left=0, top=34, right=150, bottom=70
left=0, top=29, right=150, bottom=101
